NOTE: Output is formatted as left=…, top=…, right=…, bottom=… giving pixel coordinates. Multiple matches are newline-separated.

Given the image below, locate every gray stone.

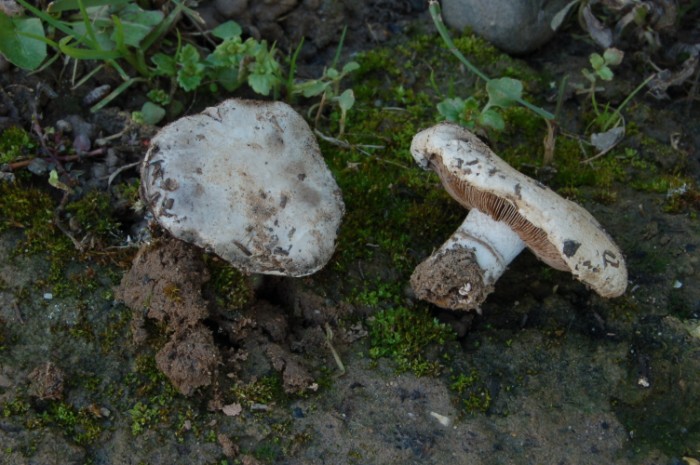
left=440, top=0, right=572, bottom=54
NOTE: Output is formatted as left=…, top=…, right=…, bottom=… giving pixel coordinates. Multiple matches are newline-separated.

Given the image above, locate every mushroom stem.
left=411, top=209, right=525, bottom=311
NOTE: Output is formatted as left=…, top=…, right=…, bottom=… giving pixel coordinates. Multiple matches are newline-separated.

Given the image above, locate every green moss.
left=353, top=280, right=403, bottom=308
left=0, top=126, right=35, bottom=165
left=65, top=190, right=121, bottom=238
left=451, top=369, right=492, bottom=414
left=368, top=306, right=455, bottom=376
left=39, top=401, right=104, bottom=446
left=231, top=374, right=287, bottom=407
left=1, top=393, right=104, bottom=446
left=205, top=255, right=254, bottom=311
left=124, top=355, right=182, bottom=436
left=1, top=397, right=30, bottom=418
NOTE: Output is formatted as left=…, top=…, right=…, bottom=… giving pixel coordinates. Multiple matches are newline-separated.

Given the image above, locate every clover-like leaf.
left=342, top=61, right=360, bottom=74
left=486, top=77, right=523, bottom=109
left=336, top=89, right=355, bottom=112
left=436, top=97, right=467, bottom=122
left=478, top=108, right=505, bottom=131
left=248, top=73, right=276, bottom=96
left=603, top=48, right=624, bottom=66
left=151, top=53, right=177, bottom=76
left=0, top=14, right=47, bottom=70
left=212, top=20, right=242, bottom=40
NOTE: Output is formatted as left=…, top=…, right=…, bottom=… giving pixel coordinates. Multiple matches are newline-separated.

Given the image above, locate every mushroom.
left=409, top=122, right=627, bottom=311
left=141, top=98, right=345, bottom=277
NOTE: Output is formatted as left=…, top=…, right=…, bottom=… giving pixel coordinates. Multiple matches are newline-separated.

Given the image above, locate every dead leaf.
left=591, top=126, right=625, bottom=152
left=648, top=56, right=698, bottom=99
left=582, top=4, right=613, bottom=48
left=543, top=119, right=557, bottom=166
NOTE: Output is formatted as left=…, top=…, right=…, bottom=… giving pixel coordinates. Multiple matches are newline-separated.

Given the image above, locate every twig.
left=4, top=147, right=106, bottom=171
left=324, top=323, right=346, bottom=376
left=107, top=160, right=141, bottom=187
left=12, top=301, right=24, bottom=324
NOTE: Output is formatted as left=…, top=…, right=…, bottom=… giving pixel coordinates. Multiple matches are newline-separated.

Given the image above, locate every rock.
left=440, top=0, right=572, bottom=54
left=214, top=0, right=248, bottom=18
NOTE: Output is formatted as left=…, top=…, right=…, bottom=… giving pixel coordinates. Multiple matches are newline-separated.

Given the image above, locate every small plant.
left=575, top=47, right=654, bottom=157
left=151, top=20, right=283, bottom=97
left=0, top=1, right=359, bottom=130
left=292, top=28, right=359, bottom=137
left=437, top=77, right=525, bottom=131
left=429, top=0, right=554, bottom=132
left=580, top=47, right=625, bottom=131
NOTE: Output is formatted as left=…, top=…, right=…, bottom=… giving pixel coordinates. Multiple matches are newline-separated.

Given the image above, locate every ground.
left=1, top=1, right=700, bottom=464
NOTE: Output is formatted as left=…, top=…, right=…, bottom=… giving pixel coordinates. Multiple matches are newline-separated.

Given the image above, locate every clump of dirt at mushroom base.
left=115, top=236, right=334, bottom=396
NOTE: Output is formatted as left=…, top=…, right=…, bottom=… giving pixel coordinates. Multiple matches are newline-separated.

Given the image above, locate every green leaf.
left=485, top=77, right=523, bottom=108
left=151, top=53, right=176, bottom=76
left=589, top=53, right=605, bottom=70
left=342, top=61, right=360, bottom=74
left=177, top=72, right=203, bottom=92
left=110, top=5, right=163, bottom=47
left=49, top=169, right=73, bottom=193
left=477, top=109, right=505, bottom=131
left=603, top=47, right=624, bottom=66
left=596, top=66, right=614, bottom=81
left=210, top=67, right=242, bottom=92
left=248, top=73, right=275, bottom=96
left=436, top=97, right=466, bottom=122
left=336, top=89, right=355, bottom=112
left=297, top=80, right=328, bottom=98
left=211, top=21, right=242, bottom=40
left=48, top=0, right=130, bottom=12
left=325, top=68, right=339, bottom=80
left=137, top=101, right=166, bottom=125
left=57, top=35, right=122, bottom=60
left=176, top=44, right=205, bottom=91
left=0, top=14, right=47, bottom=70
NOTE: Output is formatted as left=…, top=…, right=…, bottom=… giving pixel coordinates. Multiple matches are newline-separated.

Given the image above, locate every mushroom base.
left=410, top=246, right=494, bottom=312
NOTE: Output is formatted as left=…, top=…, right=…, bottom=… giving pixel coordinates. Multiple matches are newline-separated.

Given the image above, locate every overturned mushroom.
left=141, top=99, right=345, bottom=277
left=410, top=122, right=627, bottom=311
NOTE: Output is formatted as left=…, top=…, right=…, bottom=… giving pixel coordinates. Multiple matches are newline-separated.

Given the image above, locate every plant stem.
left=428, top=0, right=489, bottom=81
left=602, top=74, right=655, bottom=132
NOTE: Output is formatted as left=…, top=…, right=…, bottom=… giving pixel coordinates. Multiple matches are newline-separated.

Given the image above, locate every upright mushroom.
left=141, top=98, right=344, bottom=277
left=410, top=122, right=627, bottom=311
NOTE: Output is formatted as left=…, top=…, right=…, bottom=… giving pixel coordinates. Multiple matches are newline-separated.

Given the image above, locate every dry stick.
left=324, top=322, right=346, bottom=376
left=107, top=160, right=141, bottom=187
left=5, top=148, right=106, bottom=171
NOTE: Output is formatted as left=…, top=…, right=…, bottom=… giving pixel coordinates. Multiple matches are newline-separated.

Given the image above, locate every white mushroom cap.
left=141, top=99, right=345, bottom=277
left=411, top=122, right=627, bottom=298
